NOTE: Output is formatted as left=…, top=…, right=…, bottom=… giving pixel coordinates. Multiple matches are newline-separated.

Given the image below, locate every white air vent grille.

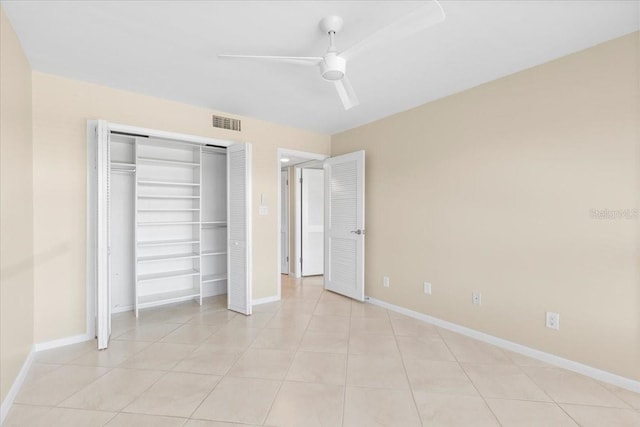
left=212, top=115, right=241, bottom=132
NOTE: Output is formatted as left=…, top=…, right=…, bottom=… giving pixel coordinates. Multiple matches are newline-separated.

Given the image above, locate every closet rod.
left=205, top=143, right=226, bottom=149
left=111, top=130, right=149, bottom=138
left=112, top=169, right=136, bottom=174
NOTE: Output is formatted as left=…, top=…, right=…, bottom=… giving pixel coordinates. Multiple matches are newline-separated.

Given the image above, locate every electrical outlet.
left=546, top=312, right=560, bottom=330
left=383, top=276, right=390, bottom=288
left=472, top=291, right=482, bottom=305
left=423, top=282, right=432, bottom=294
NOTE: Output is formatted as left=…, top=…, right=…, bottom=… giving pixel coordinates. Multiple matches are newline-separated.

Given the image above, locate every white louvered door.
left=96, top=120, right=112, bottom=349
left=324, top=150, right=365, bottom=301
left=227, top=143, right=252, bottom=315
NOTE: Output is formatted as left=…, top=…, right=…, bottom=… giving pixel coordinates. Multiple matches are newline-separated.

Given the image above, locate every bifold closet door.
left=95, top=120, right=112, bottom=349
left=227, top=143, right=252, bottom=315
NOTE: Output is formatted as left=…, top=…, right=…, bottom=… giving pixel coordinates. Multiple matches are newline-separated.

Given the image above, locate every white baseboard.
left=252, top=295, right=280, bottom=306
left=33, top=332, right=94, bottom=353
left=0, top=346, right=35, bottom=424
left=112, top=305, right=133, bottom=314
left=366, top=296, right=640, bottom=394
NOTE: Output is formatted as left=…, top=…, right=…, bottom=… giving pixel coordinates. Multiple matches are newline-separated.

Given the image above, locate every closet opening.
left=88, top=120, right=252, bottom=349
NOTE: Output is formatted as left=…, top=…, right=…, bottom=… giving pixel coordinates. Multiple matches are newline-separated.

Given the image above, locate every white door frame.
left=293, top=167, right=302, bottom=278
left=87, top=120, right=246, bottom=347
left=276, top=149, right=328, bottom=296
left=280, top=170, right=289, bottom=275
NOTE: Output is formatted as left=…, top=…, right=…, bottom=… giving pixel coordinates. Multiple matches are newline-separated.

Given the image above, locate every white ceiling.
left=3, top=1, right=638, bottom=134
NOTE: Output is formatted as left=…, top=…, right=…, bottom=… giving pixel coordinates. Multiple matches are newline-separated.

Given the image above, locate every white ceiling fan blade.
left=339, top=0, right=445, bottom=62
left=334, top=76, right=359, bottom=110
left=218, top=54, right=323, bottom=66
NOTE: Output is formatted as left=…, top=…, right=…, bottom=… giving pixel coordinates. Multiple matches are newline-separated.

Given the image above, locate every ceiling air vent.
left=212, top=115, right=241, bottom=132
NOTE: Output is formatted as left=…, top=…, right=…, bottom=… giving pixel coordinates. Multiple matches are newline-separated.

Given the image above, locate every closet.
left=109, top=133, right=227, bottom=316
left=89, top=120, right=252, bottom=349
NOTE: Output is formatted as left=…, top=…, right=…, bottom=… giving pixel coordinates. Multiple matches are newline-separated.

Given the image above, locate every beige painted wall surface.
left=31, top=72, right=330, bottom=343
left=0, top=7, right=34, bottom=402
left=332, top=33, right=640, bottom=381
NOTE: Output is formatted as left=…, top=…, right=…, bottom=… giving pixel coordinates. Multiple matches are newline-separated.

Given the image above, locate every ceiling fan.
left=218, top=1, right=445, bottom=110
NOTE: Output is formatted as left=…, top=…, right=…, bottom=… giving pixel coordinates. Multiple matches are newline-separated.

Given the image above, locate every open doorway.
left=277, top=148, right=366, bottom=303
left=276, top=149, right=328, bottom=297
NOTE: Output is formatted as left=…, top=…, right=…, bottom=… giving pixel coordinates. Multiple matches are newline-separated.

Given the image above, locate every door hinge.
left=286, top=179, right=288, bottom=185
left=300, top=257, right=302, bottom=264
left=286, top=256, right=289, bottom=262
left=300, top=177, right=303, bottom=184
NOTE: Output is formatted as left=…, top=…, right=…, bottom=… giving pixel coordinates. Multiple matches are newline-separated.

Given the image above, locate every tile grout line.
left=340, top=300, right=353, bottom=427
left=101, top=409, right=120, bottom=426
left=6, top=297, right=229, bottom=425
left=435, top=326, right=505, bottom=427
left=387, top=312, right=426, bottom=427
left=183, top=305, right=256, bottom=422
left=262, top=281, right=323, bottom=426
left=515, top=361, right=632, bottom=409
left=57, top=322, right=185, bottom=418
left=110, top=297, right=230, bottom=422
left=513, top=360, right=583, bottom=426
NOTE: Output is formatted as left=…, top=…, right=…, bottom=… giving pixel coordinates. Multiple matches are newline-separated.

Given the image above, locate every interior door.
left=280, top=170, right=289, bottom=274
left=323, top=151, right=365, bottom=301
left=95, top=120, right=112, bottom=349
left=302, top=168, right=324, bottom=276
left=227, top=143, right=252, bottom=315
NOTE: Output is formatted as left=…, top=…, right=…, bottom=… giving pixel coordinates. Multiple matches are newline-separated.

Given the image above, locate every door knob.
left=350, top=229, right=365, bottom=235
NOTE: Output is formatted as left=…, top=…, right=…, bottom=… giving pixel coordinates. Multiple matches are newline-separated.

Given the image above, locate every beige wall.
left=0, top=7, right=34, bottom=402
left=31, top=72, right=330, bottom=343
left=332, top=33, right=640, bottom=381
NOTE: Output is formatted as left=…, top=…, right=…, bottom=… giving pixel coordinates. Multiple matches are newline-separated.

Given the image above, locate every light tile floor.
left=5, top=275, right=640, bottom=426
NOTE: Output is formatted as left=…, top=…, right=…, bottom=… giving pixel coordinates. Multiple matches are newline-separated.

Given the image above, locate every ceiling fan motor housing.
left=321, top=53, right=346, bottom=81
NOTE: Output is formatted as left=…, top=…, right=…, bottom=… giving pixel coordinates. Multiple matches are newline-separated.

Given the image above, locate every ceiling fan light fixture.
left=322, top=70, right=344, bottom=81
left=218, top=3, right=446, bottom=110
left=320, top=53, right=346, bottom=81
